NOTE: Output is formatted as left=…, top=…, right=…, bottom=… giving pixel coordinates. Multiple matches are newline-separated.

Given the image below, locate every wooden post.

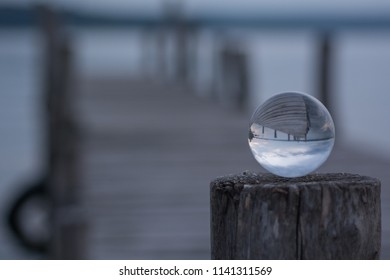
left=37, top=5, right=86, bottom=259
left=218, top=43, right=249, bottom=111
left=175, top=22, right=189, bottom=82
left=156, top=27, right=168, bottom=79
left=318, top=33, right=332, bottom=112
left=210, top=172, right=381, bottom=259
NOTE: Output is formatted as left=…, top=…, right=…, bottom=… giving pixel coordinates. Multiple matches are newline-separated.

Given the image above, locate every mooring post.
left=318, top=32, right=332, bottom=112
left=37, top=4, right=86, bottom=259
left=218, top=43, right=249, bottom=111
left=210, top=172, right=381, bottom=259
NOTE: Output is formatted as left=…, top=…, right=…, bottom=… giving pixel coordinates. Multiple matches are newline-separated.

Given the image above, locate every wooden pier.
left=50, top=75, right=390, bottom=259
left=19, top=5, right=390, bottom=260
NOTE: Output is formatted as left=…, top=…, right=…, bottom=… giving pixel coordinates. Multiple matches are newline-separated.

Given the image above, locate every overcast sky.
left=4, top=0, right=390, bottom=16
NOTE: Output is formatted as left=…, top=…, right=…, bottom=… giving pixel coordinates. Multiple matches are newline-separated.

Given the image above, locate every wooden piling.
left=37, top=5, right=85, bottom=259
left=218, top=43, right=249, bottom=110
left=210, top=172, right=381, bottom=259
left=318, top=33, right=332, bottom=111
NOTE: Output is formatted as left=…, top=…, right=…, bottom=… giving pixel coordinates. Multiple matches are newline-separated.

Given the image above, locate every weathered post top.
left=210, top=172, right=381, bottom=260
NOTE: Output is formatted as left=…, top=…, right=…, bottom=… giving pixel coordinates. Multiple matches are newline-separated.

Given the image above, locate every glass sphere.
left=248, top=92, right=335, bottom=177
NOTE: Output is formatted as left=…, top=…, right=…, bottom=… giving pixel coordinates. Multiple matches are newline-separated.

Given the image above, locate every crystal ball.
left=248, top=92, right=335, bottom=177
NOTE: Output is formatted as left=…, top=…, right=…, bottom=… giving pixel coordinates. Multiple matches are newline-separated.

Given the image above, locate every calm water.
left=0, top=28, right=43, bottom=259
left=1, top=27, right=390, bottom=257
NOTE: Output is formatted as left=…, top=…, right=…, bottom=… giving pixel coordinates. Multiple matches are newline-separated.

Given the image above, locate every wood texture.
left=210, top=172, right=381, bottom=259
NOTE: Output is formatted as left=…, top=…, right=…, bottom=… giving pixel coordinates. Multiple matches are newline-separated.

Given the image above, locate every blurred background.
left=1, top=0, right=390, bottom=259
